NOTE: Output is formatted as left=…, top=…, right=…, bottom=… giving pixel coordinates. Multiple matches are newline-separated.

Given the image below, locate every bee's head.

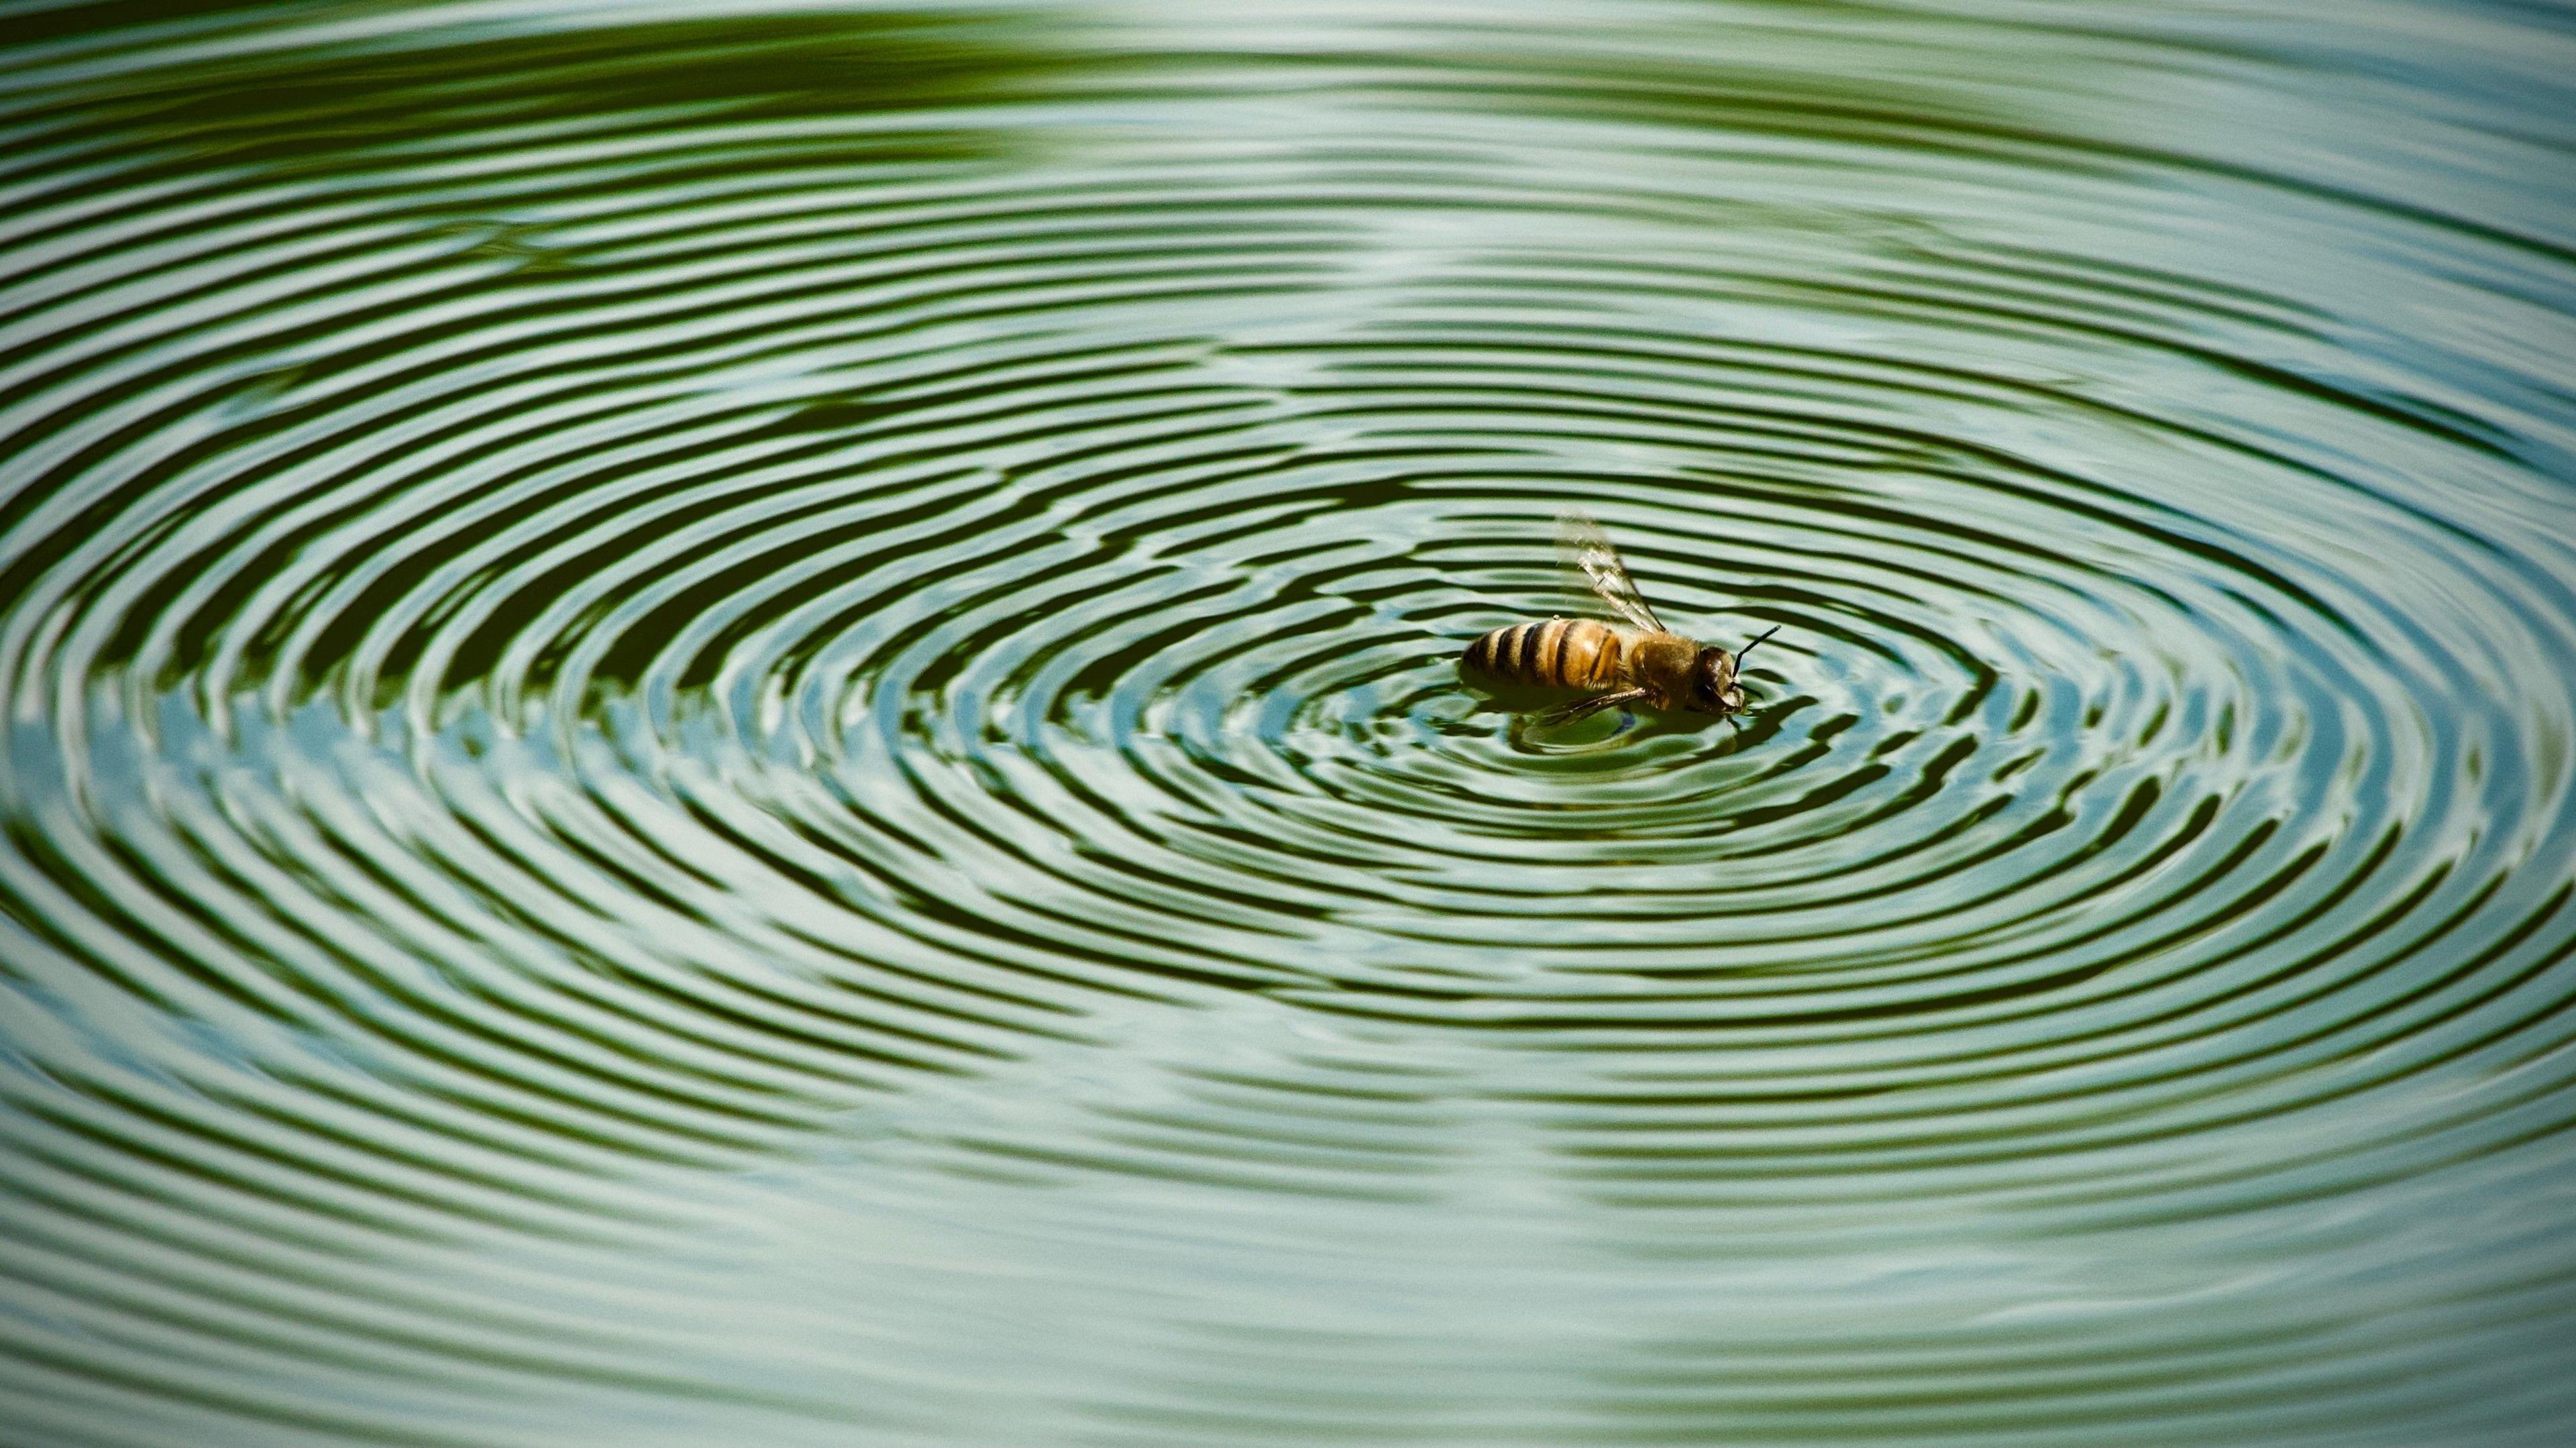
left=1688, top=648, right=1739, bottom=714
left=1690, top=626, right=1778, bottom=716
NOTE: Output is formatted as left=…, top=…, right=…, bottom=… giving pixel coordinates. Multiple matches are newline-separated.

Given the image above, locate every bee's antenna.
left=1736, top=624, right=1780, bottom=662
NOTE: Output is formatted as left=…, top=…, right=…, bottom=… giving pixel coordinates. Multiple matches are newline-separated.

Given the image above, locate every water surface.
left=3, top=1, right=2576, bottom=1443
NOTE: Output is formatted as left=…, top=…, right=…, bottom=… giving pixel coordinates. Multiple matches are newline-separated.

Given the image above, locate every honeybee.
left=1461, top=512, right=1778, bottom=726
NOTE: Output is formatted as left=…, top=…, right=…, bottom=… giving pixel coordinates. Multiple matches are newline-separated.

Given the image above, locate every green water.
left=3, top=1, right=2575, bottom=1443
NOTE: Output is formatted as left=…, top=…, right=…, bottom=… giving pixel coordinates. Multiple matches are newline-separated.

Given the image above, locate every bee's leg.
left=1534, top=687, right=1650, bottom=727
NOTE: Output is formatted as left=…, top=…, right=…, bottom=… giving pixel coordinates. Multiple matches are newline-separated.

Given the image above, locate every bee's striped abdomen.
left=1462, top=618, right=1625, bottom=689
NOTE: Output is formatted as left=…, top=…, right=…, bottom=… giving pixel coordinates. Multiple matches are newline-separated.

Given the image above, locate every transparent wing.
left=1558, top=510, right=1663, bottom=633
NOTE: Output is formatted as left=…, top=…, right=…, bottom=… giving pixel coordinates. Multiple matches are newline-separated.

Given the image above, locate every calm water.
left=3, top=1, right=2575, bottom=1443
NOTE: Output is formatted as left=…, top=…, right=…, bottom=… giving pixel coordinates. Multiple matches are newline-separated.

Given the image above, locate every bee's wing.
left=1558, top=510, right=1664, bottom=634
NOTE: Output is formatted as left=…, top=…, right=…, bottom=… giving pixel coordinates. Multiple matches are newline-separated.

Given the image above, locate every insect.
left=1460, top=512, right=1779, bottom=727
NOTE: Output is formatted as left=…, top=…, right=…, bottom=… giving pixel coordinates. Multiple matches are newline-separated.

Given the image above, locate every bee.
left=1460, top=511, right=1778, bottom=726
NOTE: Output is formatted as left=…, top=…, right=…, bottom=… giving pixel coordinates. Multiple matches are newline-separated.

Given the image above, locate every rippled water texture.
left=5, top=1, right=2576, bottom=1443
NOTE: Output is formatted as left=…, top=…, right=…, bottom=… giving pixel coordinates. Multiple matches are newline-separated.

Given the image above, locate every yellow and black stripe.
left=1461, top=617, right=1626, bottom=690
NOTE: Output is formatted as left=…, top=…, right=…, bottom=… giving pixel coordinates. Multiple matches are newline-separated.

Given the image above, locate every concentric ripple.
left=3, top=1, right=2575, bottom=1444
